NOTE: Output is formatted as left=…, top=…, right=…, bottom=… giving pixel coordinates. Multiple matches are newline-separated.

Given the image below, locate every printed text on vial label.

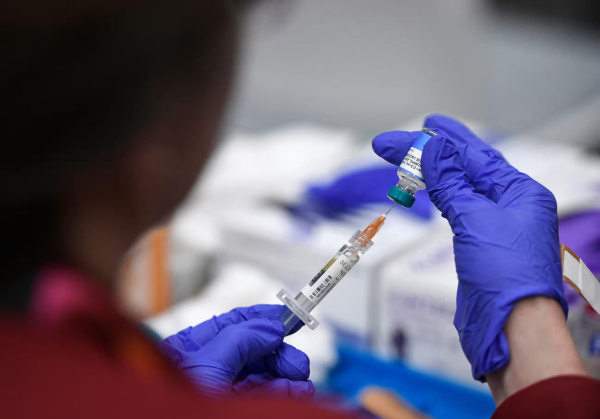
left=400, top=148, right=423, bottom=180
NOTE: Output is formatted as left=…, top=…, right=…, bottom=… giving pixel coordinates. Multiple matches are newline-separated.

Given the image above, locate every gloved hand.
left=158, top=304, right=314, bottom=398
left=372, top=114, right=568, bottom=381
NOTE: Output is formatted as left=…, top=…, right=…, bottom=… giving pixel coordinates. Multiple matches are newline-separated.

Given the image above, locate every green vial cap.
left=387, top=186, right=416, bottom=208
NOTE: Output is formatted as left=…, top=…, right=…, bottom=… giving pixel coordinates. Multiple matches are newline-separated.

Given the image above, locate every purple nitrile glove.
left=373, top=114, right=567, bottom=381
left=158, top=304, right=314, bottom=398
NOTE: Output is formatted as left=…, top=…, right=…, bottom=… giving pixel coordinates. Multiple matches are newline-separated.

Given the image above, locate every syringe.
left=277, top=204, right=396, bottom=335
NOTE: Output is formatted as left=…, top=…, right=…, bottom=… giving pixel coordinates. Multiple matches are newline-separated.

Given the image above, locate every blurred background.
left=118, top=1, right=600, bottom=418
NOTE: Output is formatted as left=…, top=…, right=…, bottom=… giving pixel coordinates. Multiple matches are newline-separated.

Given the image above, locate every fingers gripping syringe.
left=276, top=205, right=395, bottom=335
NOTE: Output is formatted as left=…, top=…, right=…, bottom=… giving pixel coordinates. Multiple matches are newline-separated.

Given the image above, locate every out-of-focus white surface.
left=233, top=1, right=600, bottom=136
left=167, top=125, right=357, bottom=301
left=234, top=0, right=487, bottom=133
left=486, top=17, right=600, bottom=133
left=523, top=95, right=600, bottom=147
left=193, top=125, right=356, bottom=203
left=145, top=262, right=337, bottom=384
left=497, top=136, right=600, bottom=215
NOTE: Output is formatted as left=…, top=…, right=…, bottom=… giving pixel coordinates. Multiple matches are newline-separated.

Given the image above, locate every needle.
left=384, top=203, right=397, bottom=216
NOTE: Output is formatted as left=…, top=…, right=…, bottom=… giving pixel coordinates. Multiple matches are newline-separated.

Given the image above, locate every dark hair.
left=0, top=0, right=249, bottom=310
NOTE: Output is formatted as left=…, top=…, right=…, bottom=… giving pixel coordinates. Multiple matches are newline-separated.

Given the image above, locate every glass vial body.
left=387, top=128, right=438, bottom=208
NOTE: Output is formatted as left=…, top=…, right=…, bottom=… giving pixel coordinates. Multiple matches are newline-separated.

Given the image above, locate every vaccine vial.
left=387, top=128, right=438, bottom=208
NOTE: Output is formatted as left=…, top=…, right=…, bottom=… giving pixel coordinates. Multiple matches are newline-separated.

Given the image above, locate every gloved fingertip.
left=287, top=320, right=304, bottom=336
left=419, top=131, right=447, bottom=175
left=196, top=317, right=286, bottom=372
left=271, top=318, right=286, bottom=335
left=423, top=113, right=460, bottom=131
left=241, top=376, right=315, bottom=400
left=207, top=304, right=290, bottom=337
left=244, top=304, right=288, bottom=320
left=267, top=343, right=310, bottom=381
left=244, top=316, right=284, bottom=331
left=245, top=318, right=286, bottom=344
left=372, top=130, right=420, bottom=166
left=289, top=379, right=315, bottom=399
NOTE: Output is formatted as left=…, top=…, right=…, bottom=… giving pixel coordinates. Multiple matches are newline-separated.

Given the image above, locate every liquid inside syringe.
left=277, top=204, right=396, bottom=335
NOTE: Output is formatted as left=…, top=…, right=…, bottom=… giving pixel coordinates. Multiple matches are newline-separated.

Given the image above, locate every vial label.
left=399, top=147, right=424, bottom=181
left=301, top=253, right=357, bottom=305
left=398, top=131, right=434, bottom=182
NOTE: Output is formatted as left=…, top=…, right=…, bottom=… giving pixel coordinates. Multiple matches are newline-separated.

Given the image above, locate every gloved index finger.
left=372, top=130, right=422, bottom=166
left=422, top=116, right=532, bottom=204
left=422, top=131, right=549, bottom=217
left=233, top=374, right=315, bottom=400
left=243, top=342, right=310, bottom=381
left=189, top=304, right=288, bottom=346
left=424, top=114, right=504, bottom=158
left=420, top=133, right=494, bottom=223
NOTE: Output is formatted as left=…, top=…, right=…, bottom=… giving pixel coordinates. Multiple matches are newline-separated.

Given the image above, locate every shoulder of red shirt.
left=492, top=375, right=600, bottom=418
left=0, top=265, right=353, bottom=418
left=0, top=316, right=351, bottom=419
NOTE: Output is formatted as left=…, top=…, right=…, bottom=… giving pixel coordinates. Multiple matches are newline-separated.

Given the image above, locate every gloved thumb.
left=372, top=130, right=422, bottom=166
left=234, top=374, right=315, bottom=400
left=244, top=342, right=311, bottom=381
left=178, top=318, right=285, bottom=382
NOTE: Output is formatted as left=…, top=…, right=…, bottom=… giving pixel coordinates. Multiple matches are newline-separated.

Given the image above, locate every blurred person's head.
left=0, top=0, right=253, bottom=309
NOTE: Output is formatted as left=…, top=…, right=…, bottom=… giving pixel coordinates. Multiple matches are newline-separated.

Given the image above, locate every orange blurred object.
left=360, top=387, right=427, bottom=419
left=357, top=215, right=387, bottom=246
left=119, top=227, right=172, bottom=319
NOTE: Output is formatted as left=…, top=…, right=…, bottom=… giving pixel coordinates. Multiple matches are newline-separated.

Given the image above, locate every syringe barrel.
left=276, top=229, right=372, bottom=332
left=278, top=255, right=357, bottom=335
left=299, top=247, right=359, bottom=307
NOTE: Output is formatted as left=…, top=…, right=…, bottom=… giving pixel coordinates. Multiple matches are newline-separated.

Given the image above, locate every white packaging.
left=374, top=223, right=488, bottom=389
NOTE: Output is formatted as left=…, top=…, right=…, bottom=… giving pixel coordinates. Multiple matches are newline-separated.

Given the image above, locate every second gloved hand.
left=158, top=304, right=314, bottom=398
left=373, top=115, right=568, bottom=381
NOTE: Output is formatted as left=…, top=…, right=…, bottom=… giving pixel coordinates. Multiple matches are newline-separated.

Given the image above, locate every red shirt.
left=0, top=266, right=349, bottom=418
left=492, top=375, right=600, bottom=418
left=1, top=266, right=599, bottom=418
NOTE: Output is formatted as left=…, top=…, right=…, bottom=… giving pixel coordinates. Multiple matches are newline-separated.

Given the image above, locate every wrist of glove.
left=373, top=115, right=568, bottom=381
left=158, top=304, right=314, bottom=398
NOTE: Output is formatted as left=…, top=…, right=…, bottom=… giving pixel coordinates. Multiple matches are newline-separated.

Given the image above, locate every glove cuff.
left=467, top=287, right=568, bottom=382
left=471, top=331, right=510, bottom=382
